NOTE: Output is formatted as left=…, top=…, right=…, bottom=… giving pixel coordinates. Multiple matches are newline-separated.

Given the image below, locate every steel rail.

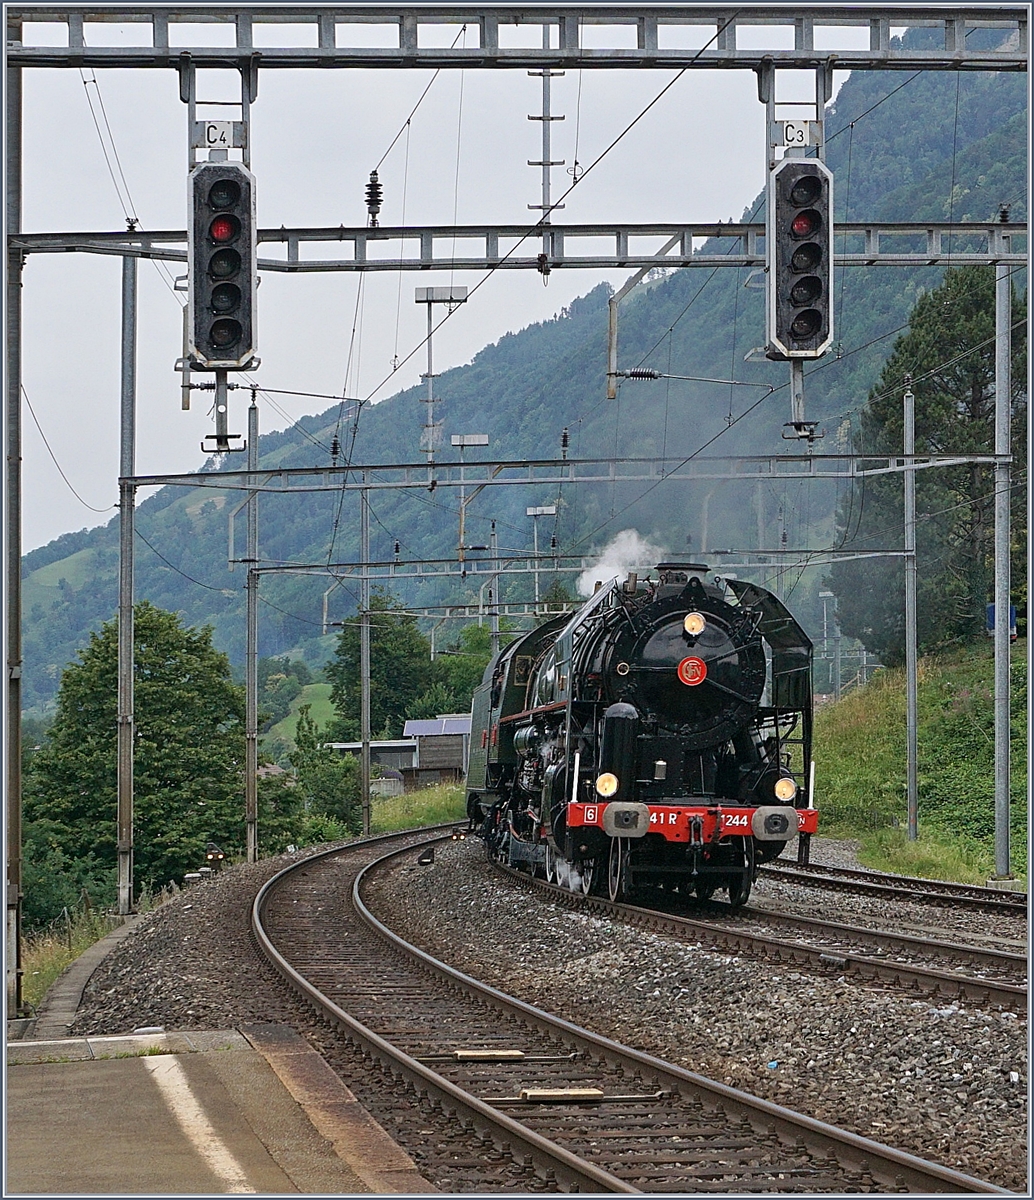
left=492, top=861, right=1027, bottom=1012
left=759, top=862, right=1028, bottom=913
left=251, top=826, right=637, bottom=1194
left=740, top=903, right=1027, bottom=974
left=354, top=838, right=1011, bottom=1193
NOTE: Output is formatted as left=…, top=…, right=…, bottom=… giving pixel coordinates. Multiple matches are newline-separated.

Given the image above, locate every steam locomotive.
left=466, top=564, right=817, bottom=907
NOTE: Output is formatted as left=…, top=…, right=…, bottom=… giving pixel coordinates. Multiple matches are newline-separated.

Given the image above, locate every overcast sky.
left=16, top=17, right=871, bottom=551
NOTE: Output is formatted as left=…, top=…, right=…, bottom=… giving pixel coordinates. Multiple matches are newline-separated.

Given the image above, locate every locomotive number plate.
left=720, top=812, right=751, bottom=830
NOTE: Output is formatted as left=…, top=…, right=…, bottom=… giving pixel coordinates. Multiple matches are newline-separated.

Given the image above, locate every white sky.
left=16, top=19, right=864, bottom=551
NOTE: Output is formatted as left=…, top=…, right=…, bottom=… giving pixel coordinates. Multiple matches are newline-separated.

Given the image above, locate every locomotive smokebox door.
left=602, top=802, right=650, bottom=838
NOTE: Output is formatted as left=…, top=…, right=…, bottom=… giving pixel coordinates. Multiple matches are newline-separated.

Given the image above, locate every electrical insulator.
left=626, top=368, right=660, bottom=380
left=537, top=252, right=551, bottom=276
left=561, top=427, right=569, bottom=459
left=366, top=170, right=382, bottom=227
left=394, top=540, right=401, bottom=559
left=550, top=534, right=557, bottom=551
left=330, top=435, right=341, bottom=462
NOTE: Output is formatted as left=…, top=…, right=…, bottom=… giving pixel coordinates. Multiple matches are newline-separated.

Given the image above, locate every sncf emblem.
left=677, top=656, right=707, bottom=686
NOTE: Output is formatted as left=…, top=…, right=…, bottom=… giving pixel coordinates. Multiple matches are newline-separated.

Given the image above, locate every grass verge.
left=21, top=910, right=121, bottom=1011
left=371, top=783, right=466, bottom=833
left=815, top=641, right=1027, bottom=886
left=21, top=888, right=167, bottom=1012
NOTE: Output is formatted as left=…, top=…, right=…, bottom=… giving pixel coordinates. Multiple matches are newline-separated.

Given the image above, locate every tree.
left=431, top=623, right=495, bottom=713
left=289, top=705, right=361, bottom=832
left=24, top=602, right=247, bottom=911
left=830, top=267, right=1026, bottom=664
left=539, top=576, right=576, bottom=615
left=326, top=589, right=432, bottom=738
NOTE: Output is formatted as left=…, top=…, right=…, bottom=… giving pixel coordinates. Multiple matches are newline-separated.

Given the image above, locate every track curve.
left=252, top=827, right=1010, bottom=1194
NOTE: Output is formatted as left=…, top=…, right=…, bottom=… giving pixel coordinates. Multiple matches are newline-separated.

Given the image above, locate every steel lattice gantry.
left=125, top=451, right=1006, bottom=494
left=6, top=6, right=1027, bottom=70
left=9, top=220, right=1028, bottom=272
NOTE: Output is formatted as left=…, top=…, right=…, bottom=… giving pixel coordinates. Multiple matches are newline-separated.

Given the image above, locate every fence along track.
left=759, top=862, right=1027, bottom=914
left=253, top=829, right=1009, bottom=1194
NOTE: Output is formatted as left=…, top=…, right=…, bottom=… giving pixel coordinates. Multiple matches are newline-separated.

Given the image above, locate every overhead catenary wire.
left=135, top=527, right=228, bottom=592
left=563, top=304, right=1024, bottom=560
left=22, top=386, right=116, bottom=515
left=372, top=22, right=470, bottom=175
left=79, top=68, right=184, bottom=305
left=356, top=13, right=741, bottom=407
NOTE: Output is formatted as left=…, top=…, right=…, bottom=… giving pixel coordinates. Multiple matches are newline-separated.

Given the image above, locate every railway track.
left=493, top=860, right=1027, bottom=1012
left=759, top=862, right=1028, bottom=915
left=253, top=827, right=1009, bottom=1194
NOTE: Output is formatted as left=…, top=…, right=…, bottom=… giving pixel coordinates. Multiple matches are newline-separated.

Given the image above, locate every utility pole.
left=360, top=483, right=371, bottom=837
left=490, top=519, right=500, bottom=657
left=416, top=287, right=467, bottom=467
left=992, top=221, right=1013, bottom=883
left=904, top=378, right=919, bottom=842
left=527, top=505, right=557, bottom=607
left=6, top=37, right=24, bottom=1015
left=117, top=252, right=137, bottom=915
left=818, top=590, right=835, bottom=698
left=528, top=22, right=564, bottom=270
left=452, top=433, right=489, bottom=564
left=834, top=623, right=842, bottom=701
left=245, top=398, right=259, bottom=862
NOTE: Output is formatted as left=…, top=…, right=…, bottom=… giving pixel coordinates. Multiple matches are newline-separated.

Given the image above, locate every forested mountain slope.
left=22, top=37, right=1026, bottom=713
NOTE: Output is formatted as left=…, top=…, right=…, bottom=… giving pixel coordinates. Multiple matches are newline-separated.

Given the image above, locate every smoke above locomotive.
left=466, top=563, right=817, bottom=907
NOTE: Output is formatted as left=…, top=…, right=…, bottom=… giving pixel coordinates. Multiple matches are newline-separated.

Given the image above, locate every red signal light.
left=210, top=215, right=238, bottom=243
left=791, top=212, right=816, bottom=238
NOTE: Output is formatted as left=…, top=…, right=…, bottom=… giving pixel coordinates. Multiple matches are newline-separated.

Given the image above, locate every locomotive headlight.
left=774, top=776, right=798, bottom=802
left=595, top=772, right=619, bottom=798
left=683, top=611, right=706, bottom=636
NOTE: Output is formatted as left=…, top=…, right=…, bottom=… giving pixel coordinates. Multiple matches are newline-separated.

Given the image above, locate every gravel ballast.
left=364, top=838, right=1028, bottom=1192
left=66, top=835, right=1027, bottom=1192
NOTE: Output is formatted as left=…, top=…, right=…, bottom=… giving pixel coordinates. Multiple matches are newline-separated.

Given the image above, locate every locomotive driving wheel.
left=607, top=837, right=629, bottom=902
left=727, top=838, right=756, bottom=908
left=579, top=857, right=597, bottom=895
left=727, top=871, right=752, bottom=908
left=544, top=843, right=557, bottom=885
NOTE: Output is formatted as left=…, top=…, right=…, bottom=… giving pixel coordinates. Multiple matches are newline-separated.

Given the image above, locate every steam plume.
left=576, top=529, right=668, bottom=597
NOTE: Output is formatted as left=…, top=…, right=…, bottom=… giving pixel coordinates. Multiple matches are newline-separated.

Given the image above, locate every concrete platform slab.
left=6, top=1026, right=435, bottom=1195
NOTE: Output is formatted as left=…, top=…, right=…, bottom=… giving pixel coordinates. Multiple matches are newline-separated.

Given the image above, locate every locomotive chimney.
left=655, top=562, right=709, bottom=598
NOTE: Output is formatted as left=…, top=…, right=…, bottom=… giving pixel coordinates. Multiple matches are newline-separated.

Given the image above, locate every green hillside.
left=20, top=32, right=1027, bottom=714
left=265, top=682, right=334, bottom=751
left=814, top=642, right=1027, bottom=884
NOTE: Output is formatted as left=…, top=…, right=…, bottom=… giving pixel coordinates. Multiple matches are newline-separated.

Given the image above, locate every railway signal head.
left=767, top=158, right=833, bottom=359
left=189, top=163, right=257, bottom=369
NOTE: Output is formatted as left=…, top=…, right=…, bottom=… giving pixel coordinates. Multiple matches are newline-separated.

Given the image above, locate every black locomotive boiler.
left=466, top=564, right=817, bottom=907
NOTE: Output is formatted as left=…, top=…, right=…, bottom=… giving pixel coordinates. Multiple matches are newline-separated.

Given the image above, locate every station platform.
left=7, top=1023, right=436, bottom=1195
